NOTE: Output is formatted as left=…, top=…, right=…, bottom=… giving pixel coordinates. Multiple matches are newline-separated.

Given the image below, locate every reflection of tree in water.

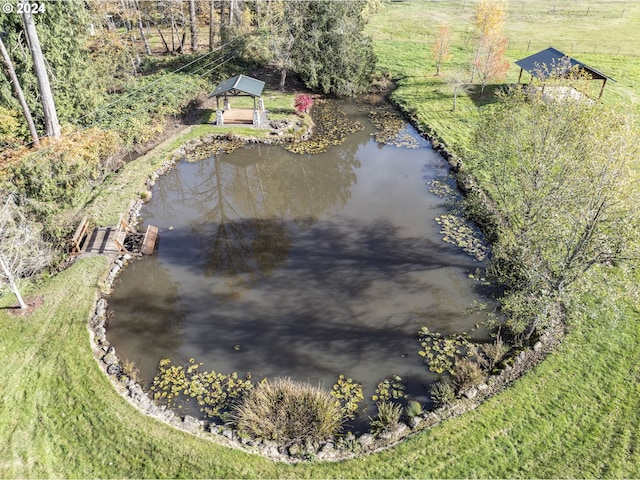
left=179, top=140, right=360, bottom=283
left=204, top=218, right=290, bottom=277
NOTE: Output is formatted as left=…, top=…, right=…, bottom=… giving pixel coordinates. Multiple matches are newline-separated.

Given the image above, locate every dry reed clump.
left=230, top=377, right=343, bottom=447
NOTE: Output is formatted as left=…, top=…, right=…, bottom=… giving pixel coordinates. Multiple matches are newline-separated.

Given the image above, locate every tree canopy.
left=0, top=0, right=101, bottom=134
left=469, top=83, right=640, bottom=336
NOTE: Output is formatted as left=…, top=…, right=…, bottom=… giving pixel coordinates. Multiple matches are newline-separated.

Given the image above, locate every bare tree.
left=135, top=0, right=152, bottom=55
left=445, top=71, right=472, bottom=111
left=0, top=195, right=50, bottom=310
left=0, top=34, right=40, bottom=147
left=21, top=0, right=61, bottom=139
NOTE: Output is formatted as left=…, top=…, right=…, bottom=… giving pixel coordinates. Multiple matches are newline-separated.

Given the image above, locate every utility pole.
left=0, top=33, right=40, bottom=147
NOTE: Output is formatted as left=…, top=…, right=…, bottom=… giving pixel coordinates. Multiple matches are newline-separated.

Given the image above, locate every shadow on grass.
left=467, top=83, right=509, bottom=108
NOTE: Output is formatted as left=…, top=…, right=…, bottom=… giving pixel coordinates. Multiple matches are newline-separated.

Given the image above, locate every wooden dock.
left=82, top=226, right=128, bottom=255
left=70, top=215, right=159, bottom=256
left=141, top=225, right=159, bottom=255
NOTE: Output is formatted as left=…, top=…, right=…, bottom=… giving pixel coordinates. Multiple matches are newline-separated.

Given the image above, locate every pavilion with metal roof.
left=211, top=74, right=265, bottom=110
left=515, top=47, right=615, bottom=99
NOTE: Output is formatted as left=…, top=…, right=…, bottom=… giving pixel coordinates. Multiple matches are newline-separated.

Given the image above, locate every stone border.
left=86, top=107, right=567, bottom=463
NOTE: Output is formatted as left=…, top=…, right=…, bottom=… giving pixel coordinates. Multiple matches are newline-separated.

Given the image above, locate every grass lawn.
left=1, top=0, right=640, bottom=477
left=367, top=0, right=640, bottom=151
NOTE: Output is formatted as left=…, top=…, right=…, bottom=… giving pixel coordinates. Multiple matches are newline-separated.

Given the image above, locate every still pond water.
left=107, top=103, right=490, bottom=417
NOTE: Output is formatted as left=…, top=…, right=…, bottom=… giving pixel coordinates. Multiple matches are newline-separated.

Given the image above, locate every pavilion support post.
left=258, top=97, right=265, bottom=112
left=598, top=78, right=607, bottom=100
left=517, top=68, right=523, bottom=84
left=224, top=97, right=230, bottom=110
left=216, top=110, right=224, bottom=126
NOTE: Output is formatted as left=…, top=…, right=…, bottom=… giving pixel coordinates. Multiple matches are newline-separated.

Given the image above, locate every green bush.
left=370, top=401, right=403, bottom=435
left=230, top=377, right=343, bottom=447
left=405, top=400, right=424, bottom=419
left=92, top=72, right=207, bottom=147
left=478, top=336, right=510, bottom=371
left=430, top=381, right=456, bottom=408
left=0, top=106, right=29, bottom=148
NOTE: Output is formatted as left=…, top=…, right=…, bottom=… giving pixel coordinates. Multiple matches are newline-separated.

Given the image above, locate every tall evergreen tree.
left=267, top=0, right=375, bottom=96
left=0, top=0, right=102, bottom=135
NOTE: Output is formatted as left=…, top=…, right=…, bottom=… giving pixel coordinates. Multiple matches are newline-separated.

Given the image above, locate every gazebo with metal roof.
left=515, top=47, right=615, bottom=99
left=210, top=74, right=266, bottom=126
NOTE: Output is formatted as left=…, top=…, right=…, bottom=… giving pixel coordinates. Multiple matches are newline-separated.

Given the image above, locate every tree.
left=284, top=0, right=375, bottom=95
left=1, top=0, right=101, bottom=132
left=0, top=34, right=39, bottom=146
left=189, top=0, right=198, bottom=52
left=0, top=194, right=50, bottom=310
left=470, top=0, right=508, bottom=89
left=21, top=0, right=60, bottom=139
left=470, top=82, right=640, bottom=336
left=431, top=24, right=452, bottom=76
left=473, top=35, right=509, bottom=94
left=445, top=70, right=472, bottom=111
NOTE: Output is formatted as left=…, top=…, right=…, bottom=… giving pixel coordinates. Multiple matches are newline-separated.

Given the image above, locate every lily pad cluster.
left=150, top=358, right=253, bottom=420
left=183, top=137, right=244, bottom=162
left=330, top=374, right=364, bottom=421
left=435, top=213, right=490, bottom=262
left=428, top=177, right=458, bottom=201
left=372, top=375, right=407, bottom=402
left=285, top=100, right=363, bottom=154
left=368, top=109, right=420, bottom=149
left=417, top=327, right=473, bottom=374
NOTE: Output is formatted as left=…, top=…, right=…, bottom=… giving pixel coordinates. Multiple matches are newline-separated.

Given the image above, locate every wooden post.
left=517, top=68, right=524, bottom=84
left=598, top=78, right=607, bottom=100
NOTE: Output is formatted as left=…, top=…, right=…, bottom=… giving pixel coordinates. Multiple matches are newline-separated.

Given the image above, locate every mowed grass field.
left=2, top=1, right=640, bottom=477
left=367, top=0, right=640, bottom=150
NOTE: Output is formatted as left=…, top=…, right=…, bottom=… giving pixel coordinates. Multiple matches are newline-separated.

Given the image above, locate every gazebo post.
left=517, top=68, right=523, bottom=84
left=598, top=78, right=607, bottom=100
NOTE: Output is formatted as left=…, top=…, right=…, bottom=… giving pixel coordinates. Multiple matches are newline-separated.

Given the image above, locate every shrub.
left=370, top=401, right=403, bottom=435
left=10, top=127, right=122, bottom=207
left=230, top=377, right=343, bottom=447
left=430, top=381, right=456, bottom=408
left=479, top=335, right=509, bottom=371
left=452, top=358, right=487, bottom=392
left=405, top=400, right=424, bottom=419
left=294, top=94, right=314, bottom=114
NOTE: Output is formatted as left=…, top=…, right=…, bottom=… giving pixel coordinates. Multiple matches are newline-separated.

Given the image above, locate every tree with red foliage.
left=294, top=94, right=314, bottom=114
left=431, top=24, right=452, bottom=76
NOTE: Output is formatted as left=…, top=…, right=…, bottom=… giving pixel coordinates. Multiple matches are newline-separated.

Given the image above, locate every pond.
left=107, top=101, right=491, bottom=424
